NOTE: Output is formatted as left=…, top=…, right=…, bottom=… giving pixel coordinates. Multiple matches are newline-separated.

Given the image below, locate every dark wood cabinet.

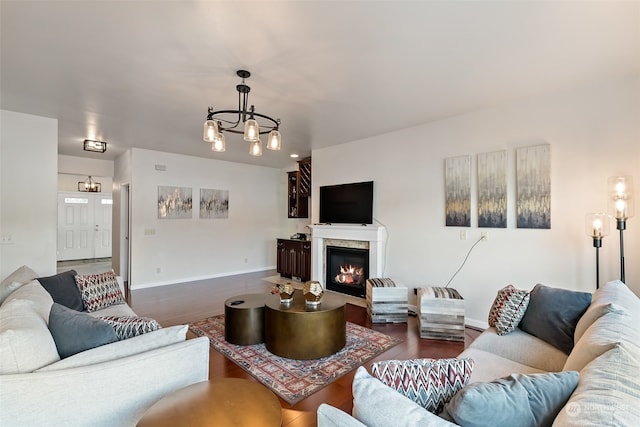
left=287, top=157, right=311, bottom=218
left=276, top=238, right=311, bottom=282
left=299, top=242, right=311, bottom=282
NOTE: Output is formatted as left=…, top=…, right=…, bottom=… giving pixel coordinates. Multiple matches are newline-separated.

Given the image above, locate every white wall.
left=312, top=77, right=640, bottom=328
left=124, top=148, right=285, bottom=289
left=58, top=154, right=114, bottom=193
left=0, top=110, right=58, bottom=278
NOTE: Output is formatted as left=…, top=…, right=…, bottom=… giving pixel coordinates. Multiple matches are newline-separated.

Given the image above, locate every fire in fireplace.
left=326, top=246, right=369, bottom=298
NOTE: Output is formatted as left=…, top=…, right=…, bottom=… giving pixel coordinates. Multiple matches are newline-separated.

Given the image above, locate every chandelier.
left=77, top=176, right=101, bottom=192
left=203, top=70, right=281, bottom=156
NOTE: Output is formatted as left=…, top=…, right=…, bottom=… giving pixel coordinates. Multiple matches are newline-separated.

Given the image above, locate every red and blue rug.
left=189, top=314, right=401, bottom=405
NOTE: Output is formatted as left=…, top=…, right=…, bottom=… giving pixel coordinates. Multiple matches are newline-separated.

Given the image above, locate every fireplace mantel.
left=309, top=224, right=387, bottom=292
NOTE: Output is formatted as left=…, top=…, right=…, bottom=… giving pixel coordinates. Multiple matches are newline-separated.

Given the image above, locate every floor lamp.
left=608, top=176, right=634, bottom=284
left=585, top=213, right=609, bottom=289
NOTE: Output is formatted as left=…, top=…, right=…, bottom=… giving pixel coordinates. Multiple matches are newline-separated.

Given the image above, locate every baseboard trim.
left=130, top=266, right=276, bottom=290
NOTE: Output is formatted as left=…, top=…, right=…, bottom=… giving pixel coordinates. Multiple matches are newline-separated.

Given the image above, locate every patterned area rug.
left=189, top=314, right=401, bottom=405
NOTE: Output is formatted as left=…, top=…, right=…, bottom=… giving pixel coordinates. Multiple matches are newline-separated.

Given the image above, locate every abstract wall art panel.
left=200, top=188, right=229, bottom=219
left=158, top=186, right=193, bottom=219
left=478, top=150, right=507, bottom=228
left=516, top=144, right=551, bottom=229
left=445, top=155, right=471, bottom=227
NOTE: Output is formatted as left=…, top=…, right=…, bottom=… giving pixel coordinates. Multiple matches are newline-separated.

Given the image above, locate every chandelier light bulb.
left=203, top=120, right=218, bottom=143
left=267, top=129, right=281, bottom=151
left=244, top=118, right=260, bottom=142
left=249, top=140, right=263, bottom=156
left=211, top=132, right=225, bottom=152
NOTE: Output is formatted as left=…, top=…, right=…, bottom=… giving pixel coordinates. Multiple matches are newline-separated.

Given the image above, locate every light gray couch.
left=0, top=266, right=210, bottom=427
left=318, top=280, right=640, bottom=426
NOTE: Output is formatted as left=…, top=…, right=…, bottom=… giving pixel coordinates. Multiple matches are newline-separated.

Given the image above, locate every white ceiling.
left=2, top=1, right=639, bottom=169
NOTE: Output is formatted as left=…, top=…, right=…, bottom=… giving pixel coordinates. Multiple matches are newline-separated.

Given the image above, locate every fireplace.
left=325, top=246, right=370, bottom=298
left=310, top=224, right=387, bottom=298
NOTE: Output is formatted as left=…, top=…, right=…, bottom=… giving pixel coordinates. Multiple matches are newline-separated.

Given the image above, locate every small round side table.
left=137, top=379, right=282, bottom=427
left=224, top=293, right=267, bottom=345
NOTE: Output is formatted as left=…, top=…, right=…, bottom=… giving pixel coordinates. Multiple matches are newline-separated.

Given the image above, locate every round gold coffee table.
left=137, top=379, right=282, bottom=427
left=265, top=289, right=346, bottom=359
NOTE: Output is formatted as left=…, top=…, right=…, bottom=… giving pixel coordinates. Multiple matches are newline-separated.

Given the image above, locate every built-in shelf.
left=287, top=157, right=311, bottom=218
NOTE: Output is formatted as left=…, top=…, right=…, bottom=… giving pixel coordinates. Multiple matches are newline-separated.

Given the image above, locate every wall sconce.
left=585, top=213, right=610, bottom=289
left=78, top=176, right=101, bottom=192
left=608, top=175, right=634, bottom=283
left=83, top=139, right=107, bottom=153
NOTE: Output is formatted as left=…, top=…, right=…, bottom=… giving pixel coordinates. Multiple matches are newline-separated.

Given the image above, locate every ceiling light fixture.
left=78, top=176, right=101, bottom=192
left=83, top=139, right=107, bottom=153
left=203, top=70, right=282, bottom=156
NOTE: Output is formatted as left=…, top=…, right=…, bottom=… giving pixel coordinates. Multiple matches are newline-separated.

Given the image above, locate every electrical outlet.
left=156, top=267, right=161, bottom=274
left=481, top=231, right=488, bottom=241
left=460, top=230, right=467, bottom=240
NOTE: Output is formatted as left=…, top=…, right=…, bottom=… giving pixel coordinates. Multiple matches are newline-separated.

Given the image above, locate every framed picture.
left=445, top=155, right=471, bottom=227
left=516, top=144, right=550, bottom=229
left=200, top=188, right=229, bottom=219
left=158, top=186, right=192, bottom=219
left=478, top=150, right=507, bottom=228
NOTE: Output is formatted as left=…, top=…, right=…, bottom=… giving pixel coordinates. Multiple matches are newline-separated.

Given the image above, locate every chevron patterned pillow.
left=371, top=358, right=474, bottom=414
left=99, top=316, right=161, bottom=340
left=488, top=285, right=530, bottom=335
left=74, top=270, right=125, bottom=312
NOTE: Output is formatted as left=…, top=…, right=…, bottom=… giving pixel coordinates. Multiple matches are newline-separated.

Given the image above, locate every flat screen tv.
left=319, top=181, right=374, bottom=224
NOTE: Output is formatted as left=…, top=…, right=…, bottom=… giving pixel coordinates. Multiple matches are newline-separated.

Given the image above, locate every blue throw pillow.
left=48, top=303, right=118, bottom=358
left=442, top=371, right=579, bottom=427
left=37, top=269, right=84, bottom=311
left=519, top=284, right=591, bottom=354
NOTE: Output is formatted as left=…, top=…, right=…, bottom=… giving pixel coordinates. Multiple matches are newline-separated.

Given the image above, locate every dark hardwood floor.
left=130, top=270, right=481, bottom=427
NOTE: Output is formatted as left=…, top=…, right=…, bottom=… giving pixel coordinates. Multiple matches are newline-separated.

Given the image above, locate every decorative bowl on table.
left=303, top=281, right=324, bottom=306
left=278, top=283, right=295, bottom=304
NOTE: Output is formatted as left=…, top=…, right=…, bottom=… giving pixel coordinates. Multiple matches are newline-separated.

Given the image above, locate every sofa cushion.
left=37, top=324, right=188, bottom=372
left=37, top=269, right=84, bottom=311
left=488, top=285, right=530, bottom=335
left=0, top=299, right=60, bottom=373
left=555, top=344, right=640, bottom=426
left=0, top=265, right=38, bottom=304
left=352, top=367, right=458, bottom=427
left=2, top=280, right=54, bottom=322
left=317, top=404, right=367, bottom=427
left=564, top=307, right=634, bottom=372
left=75, top=270, right=126, bottom=312
left=458, top=348, right=546, bottom=384
left=573, top=302, right=625, bottom=344
left=98, top=315, right=161, bottom=340
left=48, top=302, right=118, bottom=358
left=371, top=358, right=474, bottom=413
left=468, top=327, right=567, bottom=372
left=442, top=371, right=578, bottom=427
left=519, top=284, right=591, bottom=355
left=589, top=280, right=640, bottom=325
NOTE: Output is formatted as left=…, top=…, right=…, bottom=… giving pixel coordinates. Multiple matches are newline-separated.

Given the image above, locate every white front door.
left=94, top=195, right=113, bottom=258
left=57, top=192, right=112, bottom=261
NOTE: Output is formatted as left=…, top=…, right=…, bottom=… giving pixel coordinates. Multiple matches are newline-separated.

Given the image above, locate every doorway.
left=57, top=192, right=112, bottom=261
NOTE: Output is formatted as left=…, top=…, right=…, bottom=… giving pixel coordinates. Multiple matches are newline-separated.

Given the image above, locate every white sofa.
left=0, top=266, right=210, bottom=427
left=318, top=280, right=640, bottom=426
